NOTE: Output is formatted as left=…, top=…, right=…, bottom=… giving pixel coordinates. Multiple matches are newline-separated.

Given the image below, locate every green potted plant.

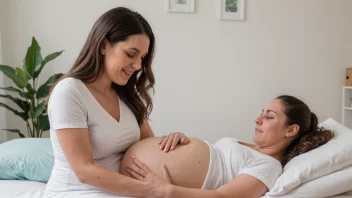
left=0, top=37, right=64, bottom=138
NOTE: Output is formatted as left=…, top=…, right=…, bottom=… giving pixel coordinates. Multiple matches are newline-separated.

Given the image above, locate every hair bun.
left=310, top=112, right=318, bottom=133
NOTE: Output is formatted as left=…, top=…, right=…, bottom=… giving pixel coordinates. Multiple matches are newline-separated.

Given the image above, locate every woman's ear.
left=100, top=39, right=109, bottom=55
left=286, top=124, right=300, bottom=138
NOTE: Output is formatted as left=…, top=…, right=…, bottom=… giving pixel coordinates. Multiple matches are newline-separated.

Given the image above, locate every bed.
left=1, top=118, right=352, bottom=198
left=261, top=191, right=352, bottom=198
left=266, top=191, right=352, bottom=198
left=0, top=180, right=46, bottom=198
left=0, top=180, right=351, bottom=198
left=332, top=191, right=352, bottom=198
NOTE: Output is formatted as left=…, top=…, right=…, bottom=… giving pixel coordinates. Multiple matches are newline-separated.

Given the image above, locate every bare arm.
left=56, top=128, right=148, bottom=197
left=139, top=119, right=155, bottom=140
left=167, top=174, right=268, bottom=198
left=128, top=156, right=268, bottom=198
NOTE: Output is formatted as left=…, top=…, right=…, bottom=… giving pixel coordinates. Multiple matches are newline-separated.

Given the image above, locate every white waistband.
left=201, top=141, right=225, bottom=190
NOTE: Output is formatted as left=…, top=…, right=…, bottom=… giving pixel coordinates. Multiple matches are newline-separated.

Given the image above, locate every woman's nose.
left=255, top=117, right=262, bottom=125
left=132, top=58, right=142, bottom=71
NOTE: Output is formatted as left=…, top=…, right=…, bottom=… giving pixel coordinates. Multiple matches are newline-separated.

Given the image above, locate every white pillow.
left=285, top=164, right=352, bottom=198
left=266, top=118, right=352, bottom=196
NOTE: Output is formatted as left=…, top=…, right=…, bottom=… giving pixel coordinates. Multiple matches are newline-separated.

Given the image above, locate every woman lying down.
left=120, top=95, right=334, bottom=198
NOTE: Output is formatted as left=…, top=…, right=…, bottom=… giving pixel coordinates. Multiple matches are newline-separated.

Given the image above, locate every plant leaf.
left=0, top=102, right=29, bottom=120
left=35, top=102, right=46, bottom=117
left=25, top=69, right=32, bottom=80
left=0, top=65, right=27, bottom=88
left=0, top=65, right=16, bottom=79
left=24, top=37, right=42, bottom=78
left=36, top=73, right=64, bottom=99
left=0, top=86, right=27, bottom=98
left=2, top=129, right=25, bottom=138
left=35, top=50, right=64, bottom=78
left=38, top=114, right=50, bottom=131
left=29, top=106, right=35, bottom=119
left=0, top=94, right=30, bottom=112
left=25, top=83, right=36, bottom=98
left=15, top=67, right=29, bottom=88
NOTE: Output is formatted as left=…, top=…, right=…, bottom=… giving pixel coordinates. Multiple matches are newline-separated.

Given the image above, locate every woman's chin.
left=112, top=79, right=129, bottom=86
left=253, top=134, right=262, bottom=144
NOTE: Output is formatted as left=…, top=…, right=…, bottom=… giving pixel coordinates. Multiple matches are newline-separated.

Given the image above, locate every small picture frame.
left=166, top=0, right=195, bottom=13
left=216, top=0, right=245, bottom=21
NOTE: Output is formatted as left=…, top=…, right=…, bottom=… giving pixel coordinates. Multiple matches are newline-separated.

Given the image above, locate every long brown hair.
left=277, top=95, right=335, bottom=166
left=46, top=7, right=155, bottom=124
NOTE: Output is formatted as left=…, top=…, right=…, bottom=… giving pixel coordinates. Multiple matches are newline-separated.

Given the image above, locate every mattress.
left=261, top=190, right=352, bottom=198
left=0, top=180, right=351, bottom=198
left=330, top=190, right=352, bottom=198
left=0, top=180, right=45, bottom=198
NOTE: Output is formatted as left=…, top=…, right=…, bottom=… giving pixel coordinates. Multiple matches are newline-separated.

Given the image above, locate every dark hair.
left=277, top=95, right=335, bottom=166
left=46, top=7, right=155, bottom=124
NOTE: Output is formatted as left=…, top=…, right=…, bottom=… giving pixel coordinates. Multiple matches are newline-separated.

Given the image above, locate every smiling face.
left=253, top=99, right=294, bottom=148
left=101, top=33, right=150, bottom=86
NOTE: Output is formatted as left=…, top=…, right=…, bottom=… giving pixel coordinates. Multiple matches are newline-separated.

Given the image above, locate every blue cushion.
left=0, top=138, right=54, bottom=183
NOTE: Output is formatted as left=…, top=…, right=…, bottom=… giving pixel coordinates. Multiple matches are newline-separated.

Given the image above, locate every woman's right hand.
left=159, top=132, right=190, bottom=152
left=126, top=156, right=172, bottom=198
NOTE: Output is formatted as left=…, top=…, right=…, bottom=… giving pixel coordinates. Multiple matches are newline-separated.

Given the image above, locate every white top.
left=44, top=77, right=140, bottom=196
left=202, top=137, right=282, bottom=190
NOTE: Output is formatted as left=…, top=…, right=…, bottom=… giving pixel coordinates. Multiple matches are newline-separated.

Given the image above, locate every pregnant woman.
left=120, top=95, right=335, bottom=198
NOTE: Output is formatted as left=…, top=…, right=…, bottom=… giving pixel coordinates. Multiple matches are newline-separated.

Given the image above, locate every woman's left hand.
left=159, top=132, right=190, bottom=152
left=126, top=156, right=172, bottom=198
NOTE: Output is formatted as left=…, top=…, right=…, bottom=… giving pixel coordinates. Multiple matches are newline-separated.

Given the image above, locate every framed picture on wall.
left=166, top=0, right=195, bottom=13
left=217, top=0, right=245, bottom=21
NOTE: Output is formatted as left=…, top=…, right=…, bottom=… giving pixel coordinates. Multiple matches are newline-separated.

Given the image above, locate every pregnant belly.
left=120, top=137, right=210, bottom=188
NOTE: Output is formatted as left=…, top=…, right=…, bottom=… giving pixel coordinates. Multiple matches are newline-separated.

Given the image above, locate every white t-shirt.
left=44, top=77, right=140, bottom=197
left=202, top=137, right=282, bottom=190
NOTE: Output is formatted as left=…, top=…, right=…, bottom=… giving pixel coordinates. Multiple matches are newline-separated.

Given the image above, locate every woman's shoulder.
left=215, top=137, right=240, bottom=145
left=55, top=77, right=84, bottom=89
left=245, top=148, right=283, bottom=174
left=48, top=77, right=89, bottom=112
left=49, top=77, right=88, bottom=102
left=214, top=137, right=247, bottom=156
left=214, top=137, right=252, bottom=150
left=52, top=77, right=87, bottom=95
left=216, top=138, right=281, bottom=165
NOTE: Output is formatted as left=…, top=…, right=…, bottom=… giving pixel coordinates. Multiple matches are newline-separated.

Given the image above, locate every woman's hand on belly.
left=126, top=156, right=172, bottom=198
left=159, top=132, right=190, bottom=152
left=120, top=137, right=209, bottom=189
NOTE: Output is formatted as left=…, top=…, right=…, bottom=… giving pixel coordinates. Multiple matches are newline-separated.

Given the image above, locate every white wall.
left=0, top=0, right=8, bottom=143
left=1, top=0, right=352, bottom=143
left=0, top=30, right=7, bottom=143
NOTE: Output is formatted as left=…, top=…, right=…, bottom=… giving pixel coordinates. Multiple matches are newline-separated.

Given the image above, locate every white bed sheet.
left=0, top=180, right=351, bottom=198
left=0, top=180, right=45, bottom=198
left=329, top=190, right=352, bottom=198
left=261, top=190, right=352, bottom=198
